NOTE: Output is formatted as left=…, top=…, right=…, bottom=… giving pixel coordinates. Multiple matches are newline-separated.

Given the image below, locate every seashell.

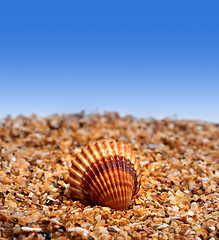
left=67, top=140, right=142, bottom=210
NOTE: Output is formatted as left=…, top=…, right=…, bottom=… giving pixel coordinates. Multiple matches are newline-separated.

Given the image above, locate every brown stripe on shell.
left=80, top=156, right=138, bottom=209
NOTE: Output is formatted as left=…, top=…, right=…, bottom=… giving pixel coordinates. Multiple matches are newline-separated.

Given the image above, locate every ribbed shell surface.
left=67, top=140, right=142, bottom=210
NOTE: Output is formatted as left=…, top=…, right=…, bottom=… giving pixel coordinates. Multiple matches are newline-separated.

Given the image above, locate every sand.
left=0, top=112, right=218, bottom=239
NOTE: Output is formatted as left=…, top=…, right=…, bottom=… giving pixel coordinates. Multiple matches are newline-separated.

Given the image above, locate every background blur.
left=0, top=1, right=219, bottom=122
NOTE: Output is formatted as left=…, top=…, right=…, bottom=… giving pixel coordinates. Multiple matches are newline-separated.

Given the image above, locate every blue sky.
left=0, top=1, right=219, bottom=122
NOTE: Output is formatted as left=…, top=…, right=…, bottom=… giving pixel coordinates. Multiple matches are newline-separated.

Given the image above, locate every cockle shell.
left=67, top=140, right=142, bottom=210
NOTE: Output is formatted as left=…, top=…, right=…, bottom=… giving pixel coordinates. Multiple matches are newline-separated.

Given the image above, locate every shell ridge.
left=103, top=140, right=113, bottom=157
left=87, top=143, right=111, bottom=202
left=117, top=156, right=127, bottom=210
left=111, top=156, right=123, bottom=209
left=96, top=141, right=107, bottom=158
left=118, top=142, right=124, bottom=157
left=102, top=140, right=119, bottom=207
left=82, top=148, right=96, bottom=164
left=107, top=156, right=124, bottom=208
left=68, top=166, right=83, bottom=180
left=82, top=167, right=106, bottom=204
left=87, top=143, right=114, bottom=206
left=124, top=156, right=132, bottom=209
left=68, top=176, right=82, bottom=189
left=70, top=152, right=105, bottom=202
left=101, top=141, right=121, bottom=206
left=76, top=152, right=90, bottom=168
left=102, top=156, right=119, bottom=207
left=121, top=156, right=128, bottom=207
left=110, top=140, right=118, bottom=156
left=88, top=144, right=101, bottom=161
left=82, top=157, right=112, bottom=206
left=116, top=142, right=125, bottom=206
left=70, top=156, right=87, bottom=174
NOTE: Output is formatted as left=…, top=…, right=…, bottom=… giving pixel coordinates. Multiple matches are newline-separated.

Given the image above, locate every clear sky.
left=0, top=1, right=219, bottom=122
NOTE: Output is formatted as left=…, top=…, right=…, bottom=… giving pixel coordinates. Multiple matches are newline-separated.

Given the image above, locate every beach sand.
left=0, top=112, right=218, bottom=239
